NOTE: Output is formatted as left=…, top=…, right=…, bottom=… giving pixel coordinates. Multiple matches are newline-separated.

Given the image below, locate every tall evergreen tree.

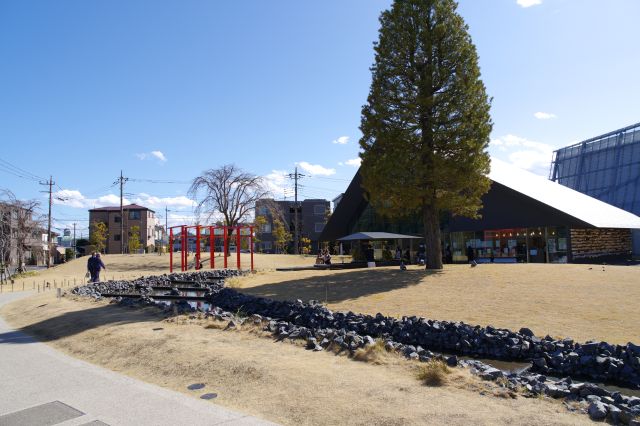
left=359, top=0, right=492, bottom=269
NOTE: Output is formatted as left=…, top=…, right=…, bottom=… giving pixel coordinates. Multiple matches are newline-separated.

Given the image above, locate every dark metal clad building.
left=550, top=122, right=640, bottom=255
left=321, top=159, right=640, bottom=264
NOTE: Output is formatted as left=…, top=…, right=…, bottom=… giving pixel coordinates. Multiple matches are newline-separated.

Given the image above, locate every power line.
left=128, top=178, right=191, bottom=184
left=309, top=176, right=352, bottom=182
left=0, top=157, right=45, bottom=181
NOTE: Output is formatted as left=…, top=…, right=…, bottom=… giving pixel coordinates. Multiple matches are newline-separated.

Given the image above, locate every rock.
left=569, top=382, right=585, bottom=394
left=601, top=396, right=615, bottom=405
left=588, top=401, right=608, bottom=421
left=225, top=320, right=237, bottom=330
left=446, top=355, right=458, bottom=367
left=607, top=405, right=622, bottom=424
left=585, top=395, right=601, bottom=404
left=519, top=327, right=535, bottom=337
left=581, top=342, right=600, bottom=355
left=480, top=367, right=504, bottom=381
left=408, top=352, right=419, bottom=360
left=533, top=358, right=547, bottom=369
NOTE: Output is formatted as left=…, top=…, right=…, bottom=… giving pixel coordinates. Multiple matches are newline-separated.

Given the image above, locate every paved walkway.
left=0, top=292, right=275, bottom=426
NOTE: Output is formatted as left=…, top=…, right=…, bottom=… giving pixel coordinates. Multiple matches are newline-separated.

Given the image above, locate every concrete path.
left=0, top=292, right=275, bottom=426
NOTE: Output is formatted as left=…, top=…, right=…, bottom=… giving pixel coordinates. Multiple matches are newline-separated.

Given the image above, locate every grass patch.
left=225, top=277, right=242, bottom=288
left=351, top=340, right=388, bottom=364
left=416, top=360, right=451, bottom=386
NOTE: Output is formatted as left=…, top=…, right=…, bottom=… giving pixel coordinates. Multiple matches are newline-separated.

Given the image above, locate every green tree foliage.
left=272, top=218, right=291, bottom=254
left=253, top=215, right=268, bottom=247
left=128, top=225, right=141, bottom=254
left=300, top=237, right=311, bottom=255
left=359, top=0, right=492, bottom=269
left=89, top=221, right=108, bottom=254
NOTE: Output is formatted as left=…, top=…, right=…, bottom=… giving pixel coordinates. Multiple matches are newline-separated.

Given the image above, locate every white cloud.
left=263, top=170, right=289, bottom=197
left=136, top=150, right=168, bottom=164
left=534, top=111, right=557, bottom=120
left=296, top=161, right=336, bottom=176
left=167, top=212, right=198, bottom=227
left=332, top=136, right=349, bottom=145
left=517, top=0, right=542, bottom=7
left=490, top=134, right=554, bottom=176
left=132, top=193, right=193, bottom=209
left=151, top=151, right=167, bottom=162
left=52, top=189, right=195, bottom=210
left=344, top=158, right=361, bottom=167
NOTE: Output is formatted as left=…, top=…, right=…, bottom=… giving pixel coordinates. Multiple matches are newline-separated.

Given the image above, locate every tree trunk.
left=423, top=203, right=443, bottom=270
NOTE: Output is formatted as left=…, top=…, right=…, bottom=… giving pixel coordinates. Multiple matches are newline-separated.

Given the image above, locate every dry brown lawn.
left=233, top=263, right=640, bottom=344
left=0, top=253, right=316, bottom=291
left=1, top=293, right=590, bottom=426
left=4, top=256, right=638, bottom=344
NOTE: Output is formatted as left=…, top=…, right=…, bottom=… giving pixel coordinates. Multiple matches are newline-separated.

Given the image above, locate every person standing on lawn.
left=87, top=252, right=97, bottom=282
left=93, top=253, right=106, bottom=282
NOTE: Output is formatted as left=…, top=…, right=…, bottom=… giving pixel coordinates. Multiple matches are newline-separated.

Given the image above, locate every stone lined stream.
left=72, top=271, right=640, bottom=424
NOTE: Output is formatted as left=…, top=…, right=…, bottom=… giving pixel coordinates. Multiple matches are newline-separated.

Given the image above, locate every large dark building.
left=255, top=198, right=330, bottom=253
left=550, top=122, right=640, bottom=256
left=321, top=159, right=640, bottom=264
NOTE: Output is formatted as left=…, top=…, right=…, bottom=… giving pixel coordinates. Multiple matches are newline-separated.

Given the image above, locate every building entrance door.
left=527, top=228, right=547, bottom=263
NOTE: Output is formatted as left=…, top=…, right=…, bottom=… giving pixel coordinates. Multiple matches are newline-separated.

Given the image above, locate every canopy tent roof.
left=337, top=232, right=423, bottom=241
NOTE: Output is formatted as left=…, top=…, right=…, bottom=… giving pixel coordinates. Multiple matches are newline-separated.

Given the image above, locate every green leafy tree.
left=300, top=237, right=311, bottom=255
left=272, top=218, right=291, bottom=254
left=65, top=248, right=74, bottom=261
left=359, top=0, right=492, bottom=269
left=253, top=215, right=268, bottom=250
left=89, top=221, right=108, bottom=254
left=128, top=225, right=141, bottom=254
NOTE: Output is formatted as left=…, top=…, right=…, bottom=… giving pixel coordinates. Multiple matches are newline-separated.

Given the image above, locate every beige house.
left=88, top=204, right=159, bottom=254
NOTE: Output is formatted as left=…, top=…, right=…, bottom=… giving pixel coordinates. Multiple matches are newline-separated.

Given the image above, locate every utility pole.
left=72, top=223, right=76, bottom=259
left=117, top=171, right=129, bottom=254
left=165, top=206, right=169, bottom=254
left=287, top=167, right=305, bottom=254
left=39, top=176, right=55, bottom=268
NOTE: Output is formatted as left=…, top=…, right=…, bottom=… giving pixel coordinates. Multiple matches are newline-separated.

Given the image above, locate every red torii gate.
left=168, top=225, right=254, bottom=273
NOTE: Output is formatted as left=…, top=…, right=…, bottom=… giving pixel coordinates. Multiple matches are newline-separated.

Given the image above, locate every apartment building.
left=255, top=198, right=330, bottom=253
left=88, top=204, right=159, bottom=254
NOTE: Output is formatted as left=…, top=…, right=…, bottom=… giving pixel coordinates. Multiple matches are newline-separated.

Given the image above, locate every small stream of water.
left=153, top=294, right=640, bottom=398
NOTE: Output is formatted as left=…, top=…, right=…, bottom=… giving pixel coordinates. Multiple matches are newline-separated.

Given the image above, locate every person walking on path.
left=87, top=252, right=96, bottom=282
left=466, top=245, right=476, bottom=265
left=92, top=253, right=106, bottom=282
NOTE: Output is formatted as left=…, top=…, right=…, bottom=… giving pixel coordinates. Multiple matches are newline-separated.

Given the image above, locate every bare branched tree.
left=0, top=190, right=44, bottom=274
left=189, top=165, right=271, bottom=253
left=0, top=201, right=11, bottom=283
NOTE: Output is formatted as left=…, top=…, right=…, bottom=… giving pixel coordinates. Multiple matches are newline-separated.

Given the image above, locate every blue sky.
left=1, top=0, right=639, bottom=235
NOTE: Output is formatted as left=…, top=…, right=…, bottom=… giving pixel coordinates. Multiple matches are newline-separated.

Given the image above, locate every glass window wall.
left=448, top=226, right=568, bottom=263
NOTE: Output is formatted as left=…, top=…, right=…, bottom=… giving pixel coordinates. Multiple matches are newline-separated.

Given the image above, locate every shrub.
left=352, top=340, right=387, bottom=364
left=416, top=360, right=451, bottom=386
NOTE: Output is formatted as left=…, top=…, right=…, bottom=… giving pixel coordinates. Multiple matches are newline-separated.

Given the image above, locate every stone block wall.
left=570, top=228, right=632, bottom=261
